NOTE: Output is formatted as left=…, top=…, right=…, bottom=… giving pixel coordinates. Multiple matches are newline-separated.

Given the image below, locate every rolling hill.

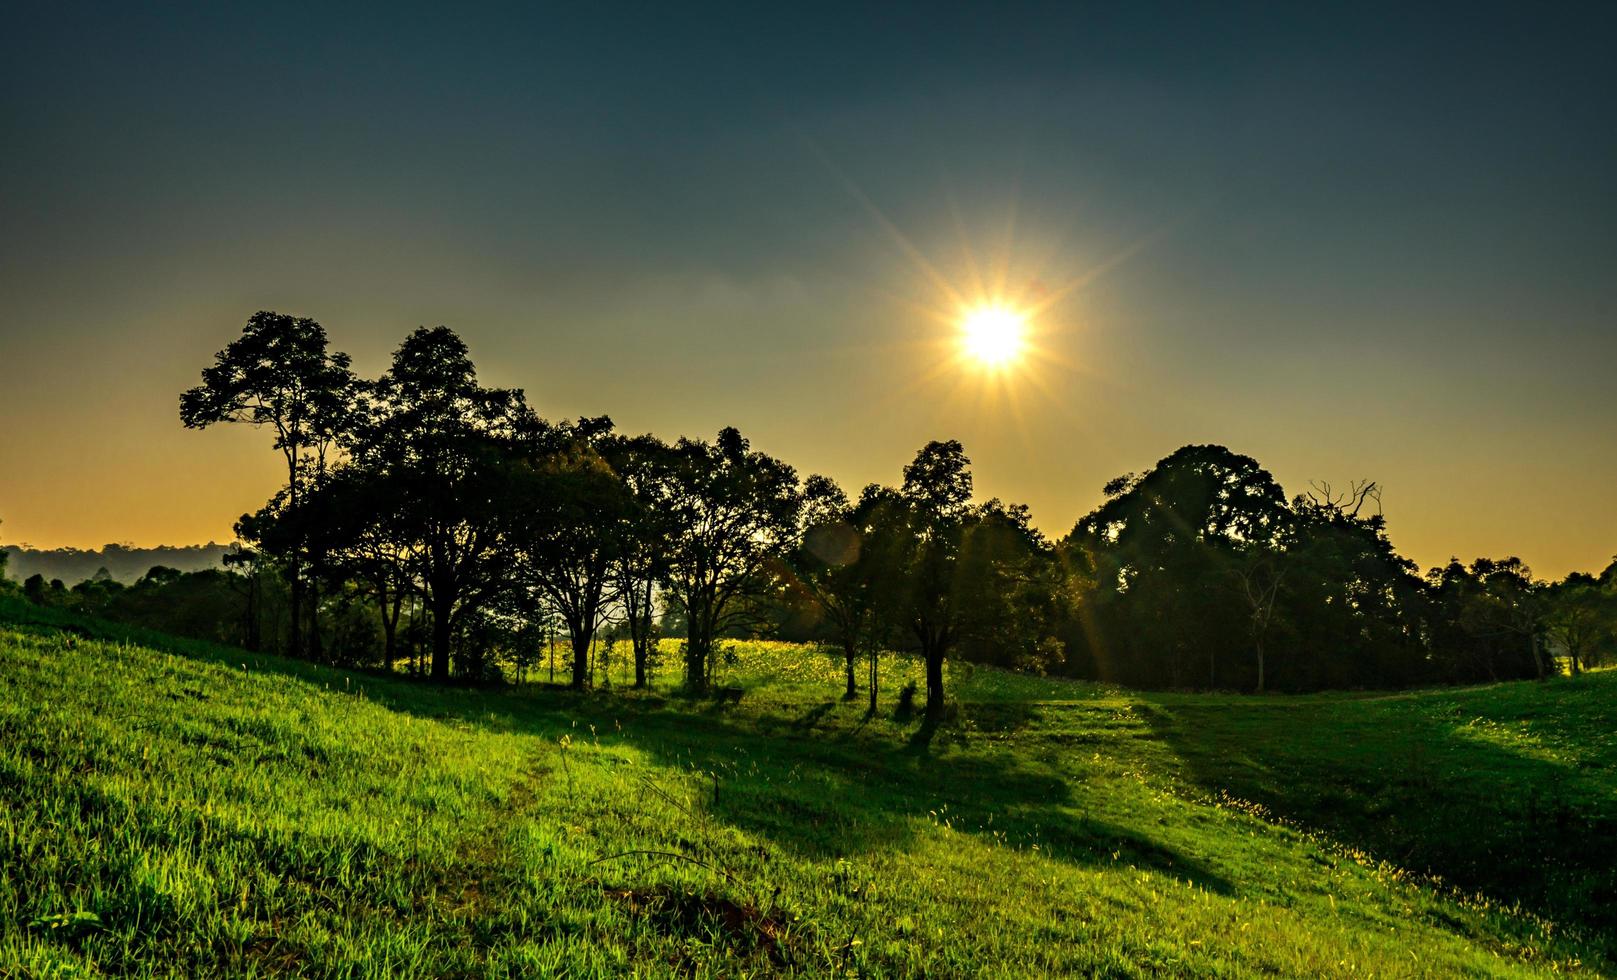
left=1, top=597, right=1612, bottom=977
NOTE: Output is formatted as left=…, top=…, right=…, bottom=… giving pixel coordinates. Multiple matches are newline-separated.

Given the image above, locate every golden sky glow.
left=2, top=6, right=1615, bottom=582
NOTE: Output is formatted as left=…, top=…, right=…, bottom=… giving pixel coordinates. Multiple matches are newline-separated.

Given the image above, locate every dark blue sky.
left=2, top=2, right=1614, bottom=575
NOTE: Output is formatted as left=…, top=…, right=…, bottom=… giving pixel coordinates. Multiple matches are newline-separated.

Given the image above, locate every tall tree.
left=510, top=417, right=627, bottom=688
left=661, top=427, right=801, bottom=692
left=603, top=433, right=676, bottom=688
left=1277, top=481, right=1425, bottom=691
left=179, top=311, right=356, bottom=658
left=1062, top=445, right=1289, bottom=690
left=1426, top=557, right=1547, bottom=683
left=867, top=441, right=1048, bottom=721
left=1463, top=557, right=1552, bottom=680
left=1544, top=571, right=1615, bottom=675
left=290, top=467, right=419, bottom=670
left=356, top=326, right=530, bottom=681
left=792, top=475, right=888, bottom=702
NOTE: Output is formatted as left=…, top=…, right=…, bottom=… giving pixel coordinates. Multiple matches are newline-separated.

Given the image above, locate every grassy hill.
left=1, top=598, right=1612, bottom=977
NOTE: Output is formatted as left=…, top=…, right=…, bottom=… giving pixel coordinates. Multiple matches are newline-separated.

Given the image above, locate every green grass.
left=1, top=597, right=1613, bottom=977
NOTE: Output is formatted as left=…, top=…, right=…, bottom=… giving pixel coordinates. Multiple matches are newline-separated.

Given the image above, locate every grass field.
left=1, top=597, right=1613, bottom=977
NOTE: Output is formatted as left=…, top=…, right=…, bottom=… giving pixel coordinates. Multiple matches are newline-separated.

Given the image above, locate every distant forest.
left=4, top=311, right=1614, bottom=715
left=2, top=543, right=230, bottom=585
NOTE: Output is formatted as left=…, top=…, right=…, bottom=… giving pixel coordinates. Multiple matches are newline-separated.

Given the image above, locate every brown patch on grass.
left=610, top=885, right=795, bottom=965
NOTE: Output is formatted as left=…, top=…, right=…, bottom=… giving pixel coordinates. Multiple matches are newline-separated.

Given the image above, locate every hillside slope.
left=0, top=604, right=1612, bottom=977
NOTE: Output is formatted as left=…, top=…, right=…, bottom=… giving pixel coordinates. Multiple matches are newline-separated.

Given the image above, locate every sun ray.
left=799, top=137, right=1176, bottom=439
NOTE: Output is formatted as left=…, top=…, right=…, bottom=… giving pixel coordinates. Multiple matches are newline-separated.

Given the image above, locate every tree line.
left=0, top=542, right=230, bottom=585
left=8, top=311, right=1614, bottom=715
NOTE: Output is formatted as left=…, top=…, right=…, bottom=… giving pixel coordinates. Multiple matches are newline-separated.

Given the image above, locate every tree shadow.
left=789, top=700, right=837, bottom=734
left=570, top=694, right=1234, bottom=895
left=1135, top=686, right=1617, bottom=953
left=5, top=605, right=1234, bottom=895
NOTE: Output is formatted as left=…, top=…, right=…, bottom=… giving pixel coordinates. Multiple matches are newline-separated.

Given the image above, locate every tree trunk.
left=288, top=563, right=304, bottom=659
left=843, top=639, right=858, bottom=700
left=1254, top=637, right=1265, bottom=694
left=571, top=626, right=591, bottom=689
left=867, top=646, right=879, bottom=715
left=308, top=571, right=323, bottom=662
left=244, top=573, right=261, bottom=652
left=380, top=582, right=402, bottom=672
left=631, top=578, right=652, bottom=689
left=924, top=644, right=946, bottom=721
left=685, top=637, right=708, bottom=692
left=430, top=597, right=452, bottom=682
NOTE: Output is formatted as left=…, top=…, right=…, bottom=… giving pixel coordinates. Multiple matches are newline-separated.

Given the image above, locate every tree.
left=894, top=440, right=973, bottom=720
left=603, top=433, right=676, bottom=688
left=1544, top=570, right=1616, bottom=674
left=23, top=574, right=48, bottom=604
left=1227, top=546, right=1284, bottom=692
left=1278, top=481, right=1424, bottom=691
left=1449, top=557, right=1550, bottom=681
left=509, top=417, right=628, bottom=688
left=180, top=311, right=356, bottom=658
left=1062, top=445, right=1289, bottom=690
left=792, top=475, right=889, bottom=702
left=355, top=326, right=531, bottom=681
left=661, top=427, right=802, bottom=692
left=221, top=544, right=273, bottom=653
left=867, top=441, right=1049, bottom=721
left=286, top=467, right=419, bottom=669
left=955, top=498, right=1064, bottom=678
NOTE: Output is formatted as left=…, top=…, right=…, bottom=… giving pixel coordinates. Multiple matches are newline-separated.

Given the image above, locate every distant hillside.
left=2, top=542, right=231, bottom=584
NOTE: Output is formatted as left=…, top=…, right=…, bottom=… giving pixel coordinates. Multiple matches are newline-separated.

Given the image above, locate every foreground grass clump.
left=0, top=603, right=1612, bottom=976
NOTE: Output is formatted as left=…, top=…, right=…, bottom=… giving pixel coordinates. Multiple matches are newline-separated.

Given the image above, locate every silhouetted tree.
left=1463, top=557, right=1551, bottom=680
left=286, top=467, right=418, bottom=668
left=22, top=574, right=47, bottom=604
left=357, top=326, right=531, bottom=681
left=221, top=544, right=270, bottom=652
left=509, top=417, right=627, bottom=688
left=1273, top=480, right=1425, bottom=691
left=1425, top=558, right=1544, bottom=683
left=791, top=475, right=888, bottom=702
left=1544, top=571, right=1615, bottom=674
left=603, top=433, right=676, bottom=688
left=866, top=441, right=1049, bottom=720
left=180, top=311, right=356, bottom=658
left=661, top=428, right=801, bottom=692
left=1063, top=445, right=1289, bottom=689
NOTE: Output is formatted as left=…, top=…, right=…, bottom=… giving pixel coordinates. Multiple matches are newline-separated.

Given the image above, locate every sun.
left=960, top=305, right=1027, bottom=368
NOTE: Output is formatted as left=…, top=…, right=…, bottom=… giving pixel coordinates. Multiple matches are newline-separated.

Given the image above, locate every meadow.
left=1, top=596, right=1613, bottom=977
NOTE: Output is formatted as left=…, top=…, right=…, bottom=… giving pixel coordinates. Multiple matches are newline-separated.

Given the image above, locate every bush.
left=894, top=680, right=918, bottom=722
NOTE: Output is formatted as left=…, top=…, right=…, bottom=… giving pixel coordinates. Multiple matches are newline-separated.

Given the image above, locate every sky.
left=1, top=2, right=1614, bottom=577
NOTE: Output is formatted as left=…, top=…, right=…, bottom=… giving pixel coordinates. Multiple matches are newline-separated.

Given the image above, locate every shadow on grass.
left=0, top=599, right=1233, bottom=896
left=589, top=696, right=1235, bottom=895
left=1135, top=687, right=1617, bottom=952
